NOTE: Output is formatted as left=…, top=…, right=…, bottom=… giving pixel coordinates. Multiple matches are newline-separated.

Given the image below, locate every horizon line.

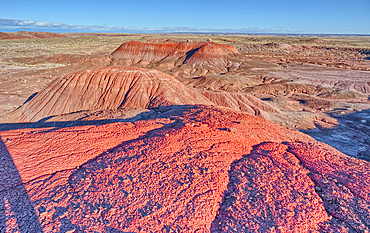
left=2, top=30, right=370, bottom=37
left=1, top=19, right=369, bottom=35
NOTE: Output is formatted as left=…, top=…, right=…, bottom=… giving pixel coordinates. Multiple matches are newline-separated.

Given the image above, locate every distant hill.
left=0, top=31, right=68, bottom=40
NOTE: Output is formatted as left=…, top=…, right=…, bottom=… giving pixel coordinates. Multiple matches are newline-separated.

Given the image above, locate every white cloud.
left=0, top=18, right=288, bottom=33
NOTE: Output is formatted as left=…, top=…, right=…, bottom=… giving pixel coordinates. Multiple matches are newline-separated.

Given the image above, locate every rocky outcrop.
left=1, top=105, right=369, bottom=232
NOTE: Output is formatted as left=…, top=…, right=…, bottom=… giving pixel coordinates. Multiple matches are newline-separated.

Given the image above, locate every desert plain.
left=0, top=31, right=370, bottom=232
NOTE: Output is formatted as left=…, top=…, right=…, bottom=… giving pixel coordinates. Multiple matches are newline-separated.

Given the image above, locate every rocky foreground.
left=0, top=105, right=369, bottom=232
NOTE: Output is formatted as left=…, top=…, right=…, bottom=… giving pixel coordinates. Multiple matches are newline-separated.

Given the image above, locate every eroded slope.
left=1, top=66, right=279, bottom=123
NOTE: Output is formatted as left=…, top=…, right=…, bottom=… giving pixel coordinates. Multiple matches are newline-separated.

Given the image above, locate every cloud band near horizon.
left=0, top=18, right=287, bottom=33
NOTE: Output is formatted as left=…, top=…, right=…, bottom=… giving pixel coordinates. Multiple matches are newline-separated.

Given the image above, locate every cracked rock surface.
left=0, top=105, right=369, bottom=232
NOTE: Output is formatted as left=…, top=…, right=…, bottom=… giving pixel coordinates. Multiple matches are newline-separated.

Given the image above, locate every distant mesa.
left=110, top=41, right=244, bottom=77
left=0, top=31, right=68, bottom=40
left=2, top=66, right=278, bottom=122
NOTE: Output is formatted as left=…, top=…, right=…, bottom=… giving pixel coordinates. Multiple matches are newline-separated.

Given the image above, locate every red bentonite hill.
left=0, top=105, right=369, bottom=232
left=110, top=41, right=244, bottom=77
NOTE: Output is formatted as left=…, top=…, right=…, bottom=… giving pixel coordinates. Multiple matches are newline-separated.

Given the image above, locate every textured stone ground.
left=1, top=105, right=369, bottom=232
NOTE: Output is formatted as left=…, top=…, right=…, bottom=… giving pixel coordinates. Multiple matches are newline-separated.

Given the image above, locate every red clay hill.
left=110, top=41, right=244, bottom=77
left=1, top=66, right=279, bottom=123
left=1, top=105, right=369, bottom=232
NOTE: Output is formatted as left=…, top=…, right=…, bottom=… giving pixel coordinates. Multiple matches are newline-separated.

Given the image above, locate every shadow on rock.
left=0, top=105, right=201, bottom=132
left=0, top=138, right=43, bottom=232
left=211, top=141, right=370, bottom=232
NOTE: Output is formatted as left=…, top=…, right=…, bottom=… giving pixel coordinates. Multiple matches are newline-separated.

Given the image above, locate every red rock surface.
left=2, top=66, right=279, bottom=123
left=0, top=105, right=369, bottom=232
left=212, top=142, right=370, bottom=232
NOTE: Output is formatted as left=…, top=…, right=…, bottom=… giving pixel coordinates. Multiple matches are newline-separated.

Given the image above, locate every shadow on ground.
left=302, top=109, right=370, bottom=162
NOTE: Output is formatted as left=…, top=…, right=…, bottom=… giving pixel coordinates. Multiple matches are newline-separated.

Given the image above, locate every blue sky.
left=1, top=0, right=369, bottom=34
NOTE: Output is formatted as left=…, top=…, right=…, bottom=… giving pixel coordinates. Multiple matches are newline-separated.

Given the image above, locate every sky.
left=1, top=0, right=369, bottom=34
